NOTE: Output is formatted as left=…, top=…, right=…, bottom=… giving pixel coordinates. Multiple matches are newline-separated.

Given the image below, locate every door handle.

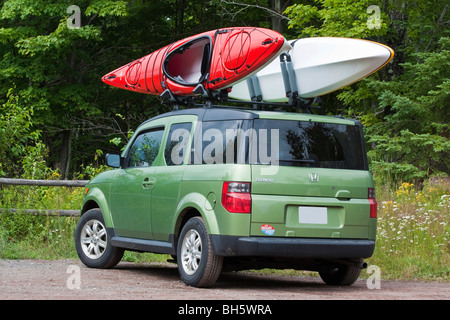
left=142, top=177, right=156, bottom=189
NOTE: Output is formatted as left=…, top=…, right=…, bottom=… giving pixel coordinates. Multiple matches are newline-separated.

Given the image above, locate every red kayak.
left=102, top=27, right=290, bottom=96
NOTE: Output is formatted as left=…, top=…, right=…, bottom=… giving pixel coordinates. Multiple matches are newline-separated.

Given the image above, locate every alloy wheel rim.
left=181, top=229, right=202, bottom=275
left=80, top=219, right=107, bottom=259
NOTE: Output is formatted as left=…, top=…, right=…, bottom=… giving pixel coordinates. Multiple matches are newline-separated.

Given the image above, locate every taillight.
left=221, top=182, right=251, bottom=213
left=368, top=187, right=377, bottom=218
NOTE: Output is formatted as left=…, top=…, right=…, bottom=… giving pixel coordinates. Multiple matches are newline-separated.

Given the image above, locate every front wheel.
left=75, top=208, right=124, bottom=269
left=177, top=217, right=223, bottom=288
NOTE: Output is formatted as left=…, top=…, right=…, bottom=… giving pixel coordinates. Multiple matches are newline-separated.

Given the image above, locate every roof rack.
left=160, top=87, right=321, bottom=113
left=160, top=51, right=322, bottom=113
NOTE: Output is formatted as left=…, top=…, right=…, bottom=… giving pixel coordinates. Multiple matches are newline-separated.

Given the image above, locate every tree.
left=367, top=37, right=449, bottom=184
left=0, top=0, right=131, bottom=178
left=0, top=1, right=187, bottom=178
left=1, top=0, right=294, bottom=178
left=213, top=0, right=300, bottom=34
left=285, top=0, right=449, bottom=185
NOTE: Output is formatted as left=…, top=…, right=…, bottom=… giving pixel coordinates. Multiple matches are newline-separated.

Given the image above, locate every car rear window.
left=254, top=119, right=366, bottom=170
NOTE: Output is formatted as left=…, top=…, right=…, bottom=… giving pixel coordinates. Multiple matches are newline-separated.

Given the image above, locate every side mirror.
left=106, top=153, right=121, bottom=168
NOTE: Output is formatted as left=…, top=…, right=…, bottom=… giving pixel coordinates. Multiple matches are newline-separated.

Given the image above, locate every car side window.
left=125, top=128, right=164, bottom=168
left=164, top=122, right=192, bottom=166
left=199, top=120, right=252, bottom=164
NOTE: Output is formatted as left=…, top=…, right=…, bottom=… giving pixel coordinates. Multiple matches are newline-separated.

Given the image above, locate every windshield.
left=254, top=119, right=367, bottom=170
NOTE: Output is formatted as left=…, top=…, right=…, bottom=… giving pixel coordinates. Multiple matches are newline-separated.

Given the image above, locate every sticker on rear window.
left=261, top=224, right=275, bottom=236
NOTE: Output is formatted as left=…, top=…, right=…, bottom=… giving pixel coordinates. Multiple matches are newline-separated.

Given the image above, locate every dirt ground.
left=0, top=259, right=448, bottom=300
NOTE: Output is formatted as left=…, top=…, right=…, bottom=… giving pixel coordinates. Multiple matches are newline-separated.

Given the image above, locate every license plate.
left=298, top=206, right=328, bottom=224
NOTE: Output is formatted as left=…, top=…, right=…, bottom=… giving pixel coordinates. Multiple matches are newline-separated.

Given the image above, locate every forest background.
left=0, top=0, right=448, bottom=183
left=0, top=0, right=448, bottom=280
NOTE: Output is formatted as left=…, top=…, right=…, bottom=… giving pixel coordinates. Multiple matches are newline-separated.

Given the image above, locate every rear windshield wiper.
left=257, top=159, right=316, bottom=165
left=279, top=159, right=316, bottom=163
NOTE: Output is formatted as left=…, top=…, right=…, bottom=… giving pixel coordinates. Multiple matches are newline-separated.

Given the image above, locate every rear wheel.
left=75, top=208, right=124, bottom=269
left=319, top=258, right=363, bottom=286
left=177, top=217, right=223, bottom=288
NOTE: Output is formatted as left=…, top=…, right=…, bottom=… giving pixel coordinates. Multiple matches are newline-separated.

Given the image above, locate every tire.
left=319, top=258, right=363, bottom=286
left=177, top=217, right=223, bottom=288
left=75, top=208, right=124, bottom=269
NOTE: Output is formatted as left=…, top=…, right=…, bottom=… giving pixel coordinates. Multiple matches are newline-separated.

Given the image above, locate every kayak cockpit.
left=163, top=36, right=211, bottom=85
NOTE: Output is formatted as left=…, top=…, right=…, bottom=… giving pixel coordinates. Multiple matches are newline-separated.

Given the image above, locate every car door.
left=110, top=125, right=165, bottom=239
left=151, top=118, right=195, bottom=241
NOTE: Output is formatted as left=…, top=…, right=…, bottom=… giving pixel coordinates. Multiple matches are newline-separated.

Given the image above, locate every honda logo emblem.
left=309, top=173, right=319, bottom=182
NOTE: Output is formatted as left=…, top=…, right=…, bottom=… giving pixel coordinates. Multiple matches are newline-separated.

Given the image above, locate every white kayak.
left=229, top=37, right=394, bottom=101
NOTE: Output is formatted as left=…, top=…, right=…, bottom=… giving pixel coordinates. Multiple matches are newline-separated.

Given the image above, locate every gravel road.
left=0, top=259, right=448, bottom=300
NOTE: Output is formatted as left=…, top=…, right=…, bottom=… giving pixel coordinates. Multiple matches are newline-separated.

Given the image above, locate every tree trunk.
left=175, top=0, right=185, bottom=36
left=387, top=1, right=408, bottom=78
left=60, top=130, right=72, bottom=180
left=271, top=0, right=289, bottom=33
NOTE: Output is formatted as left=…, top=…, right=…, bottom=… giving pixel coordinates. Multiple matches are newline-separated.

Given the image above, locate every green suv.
left=75, top=107, right=377, bottom=287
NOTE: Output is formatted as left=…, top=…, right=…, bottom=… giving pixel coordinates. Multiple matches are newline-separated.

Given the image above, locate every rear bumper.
left=210, top=235, right=375, bottom=259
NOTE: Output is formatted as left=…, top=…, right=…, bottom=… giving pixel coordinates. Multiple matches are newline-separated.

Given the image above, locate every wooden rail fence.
left=0, top=178, right=89, bottom=217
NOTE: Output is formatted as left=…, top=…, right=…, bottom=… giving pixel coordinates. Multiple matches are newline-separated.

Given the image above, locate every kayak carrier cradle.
left=160, top=51, right=321, bottom=113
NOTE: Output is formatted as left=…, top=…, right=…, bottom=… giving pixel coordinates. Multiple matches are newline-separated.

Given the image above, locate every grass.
left=0, top=177, right=448, bottom=281
left=367, top=178, right=449, bottom=280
